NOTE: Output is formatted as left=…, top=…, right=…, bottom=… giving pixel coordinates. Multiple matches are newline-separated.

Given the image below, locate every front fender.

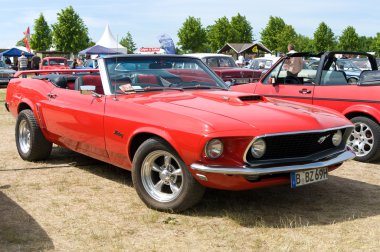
left=129, top=126, right=204, bottom=165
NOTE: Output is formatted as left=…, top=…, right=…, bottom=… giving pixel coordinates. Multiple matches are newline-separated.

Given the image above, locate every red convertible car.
left=232, top=51, right=380, bottom=162
left=6, top=55, right=354, bottom=212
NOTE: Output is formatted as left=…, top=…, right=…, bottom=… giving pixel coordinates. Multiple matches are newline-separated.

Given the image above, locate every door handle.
left=299, top=89, right=312, bottom=94
left=47, top=93, right=57, bottom=99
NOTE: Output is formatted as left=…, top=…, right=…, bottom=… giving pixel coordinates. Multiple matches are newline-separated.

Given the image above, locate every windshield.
left=249, top=59, right=272, bottom=70
left=203, top=56, right=237, bottom=68
left=0, top=61, right=5, bottom=68
left=104, top=56, right=228, bottom=93
left=49, top=59, right=67, bottom=66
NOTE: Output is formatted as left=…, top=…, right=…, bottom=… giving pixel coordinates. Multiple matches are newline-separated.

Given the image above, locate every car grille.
left=245, top=128, right=348, bottom=163
left=0, top=73, right=12, bottom=78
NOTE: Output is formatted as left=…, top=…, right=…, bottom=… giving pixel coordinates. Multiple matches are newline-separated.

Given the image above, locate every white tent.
left=96, top=24, right=127, bottom=54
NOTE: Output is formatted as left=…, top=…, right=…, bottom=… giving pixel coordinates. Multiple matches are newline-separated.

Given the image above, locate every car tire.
left=15, top=109, right=52, bottom=161
left=347, top=116, right=380, bottom=162
left=132, top=137, right=205, bottom=212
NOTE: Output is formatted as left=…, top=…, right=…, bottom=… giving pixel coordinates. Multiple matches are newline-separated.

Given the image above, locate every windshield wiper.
left=180, top=84, right=228, bottom=91
left=143, top=86, right=184, bottom=92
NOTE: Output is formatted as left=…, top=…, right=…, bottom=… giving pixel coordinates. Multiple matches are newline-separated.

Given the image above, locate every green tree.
left=277, top=24, right=297, bottom=53
left=207, top=16, right=231, bottom=52
left=120, top=32, right=137, bottom=54
left=294, top=34, right=313, bottom=52
left=30, top=14, right=52, bottom=51
left=260, top=16, right=286, bottom=53
left=16, top=38, right=25, bottom=47
left=313, top=22, right=335, bottom=52
left=338, top=26, right=360, bottom=51
left=229, top=13, right=253, bottom=43
left=51, top=6, right=91, bottom=53
left=373, top=33, right=380, bottom=56
left=177, top=16, right=207, bottom=53
left=358, top=36, right=374, bottom=52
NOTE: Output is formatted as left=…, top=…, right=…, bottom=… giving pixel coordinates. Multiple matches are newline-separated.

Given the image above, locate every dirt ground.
left=0, top=88, right=379, bottom=251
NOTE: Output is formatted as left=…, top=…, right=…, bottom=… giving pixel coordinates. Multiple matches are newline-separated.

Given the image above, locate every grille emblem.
left=318, top=134, right=330, bottom=144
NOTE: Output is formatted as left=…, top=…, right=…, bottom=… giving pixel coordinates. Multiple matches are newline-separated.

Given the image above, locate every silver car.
left=0, top=60, right=16, bottom=84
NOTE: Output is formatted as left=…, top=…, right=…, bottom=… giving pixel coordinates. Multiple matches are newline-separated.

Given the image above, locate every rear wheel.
left=132, top=137, right=205, bottom=212
left=15, top=110, right=52, bottom=161
left=347, top=116, right=380, bottom=162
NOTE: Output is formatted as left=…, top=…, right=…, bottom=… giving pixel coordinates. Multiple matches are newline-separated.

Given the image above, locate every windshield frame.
left=103, top=55, right=229, bottom=95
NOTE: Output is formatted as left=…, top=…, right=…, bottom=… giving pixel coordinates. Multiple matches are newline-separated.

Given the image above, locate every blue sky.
left=1, top=0, right=379, bottom=49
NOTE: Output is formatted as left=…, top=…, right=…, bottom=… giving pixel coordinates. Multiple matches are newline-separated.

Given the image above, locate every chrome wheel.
left=141, top=150, right=183, bottom=203
left=347, top=122, right=374, bottom=157
left=18, top=119, right=31, bottom=154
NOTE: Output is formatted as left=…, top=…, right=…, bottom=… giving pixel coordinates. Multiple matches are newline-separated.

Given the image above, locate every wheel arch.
left=343, top=105, right=380, bottom=124
left=128, top=130, right=182, bottom=164
left=17, top=102, right=33, bottom=114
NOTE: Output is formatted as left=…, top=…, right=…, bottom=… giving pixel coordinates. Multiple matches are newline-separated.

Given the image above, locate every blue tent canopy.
left=0, top=48, right=34, bottom=57
left=79, top=45, right=119, bottom=55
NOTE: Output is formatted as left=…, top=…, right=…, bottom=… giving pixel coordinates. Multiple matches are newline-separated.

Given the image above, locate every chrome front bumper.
left=190, top=150, right=355, bottom=176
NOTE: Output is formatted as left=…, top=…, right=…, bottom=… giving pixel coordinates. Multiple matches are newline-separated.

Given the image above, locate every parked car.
left=306, top=58, right=362, bottom=83
left=6, top=55, right=354, bottom=211
left=40, top=57, right=69, bottom=70
left=185, top=53, right=262, bottom=84
left=0, top=60, right=16, bottom=84
left=232, top=51, right=380, bottom=162
left=246, top=57, right=280, bottom=77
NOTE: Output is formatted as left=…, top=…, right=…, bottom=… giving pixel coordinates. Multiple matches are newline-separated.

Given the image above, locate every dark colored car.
left=186, top=53, right=262, bottom=84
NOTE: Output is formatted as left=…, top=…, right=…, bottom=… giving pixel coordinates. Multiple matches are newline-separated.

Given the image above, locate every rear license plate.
left=290, top=167, right=328, bottom=188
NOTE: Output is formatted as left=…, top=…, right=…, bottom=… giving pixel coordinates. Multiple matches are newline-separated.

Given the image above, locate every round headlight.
left=332, top=130, right=343, bottom=146
left=205, top=139, right=224, bottom=159
left=251, top=138, right=266, bottom=158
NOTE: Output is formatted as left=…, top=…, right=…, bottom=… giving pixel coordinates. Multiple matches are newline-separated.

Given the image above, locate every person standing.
left=18, top=52, right=28, bottom=71
left=5, top=57, right=11, bottom=65
left=31, top=55, right=41, bottom=70
left=18, top=52, right=28, bottom=77
left=285, top=44, right=303, bottom=77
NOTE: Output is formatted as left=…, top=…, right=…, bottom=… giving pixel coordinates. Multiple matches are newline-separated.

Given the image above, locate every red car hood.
left=127, top=90, right=351, bottom=135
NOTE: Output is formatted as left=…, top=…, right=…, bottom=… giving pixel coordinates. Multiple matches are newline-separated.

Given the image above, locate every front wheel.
left=15, top=110, right=52, bottom=161
left=347, top=116, right=380, bottom=162
left=132, top=138, right=205, bottom=212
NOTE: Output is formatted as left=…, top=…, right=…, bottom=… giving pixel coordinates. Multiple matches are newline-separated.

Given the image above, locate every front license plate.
left=290, top=167, right=328, bottom=188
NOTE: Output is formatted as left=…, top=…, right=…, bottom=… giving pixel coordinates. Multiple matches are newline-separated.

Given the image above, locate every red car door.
left=40, top=87, right=108, bottom=159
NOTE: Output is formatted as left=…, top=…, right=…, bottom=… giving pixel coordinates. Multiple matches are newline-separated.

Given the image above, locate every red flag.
left=23, top=27, right=31, bottom=52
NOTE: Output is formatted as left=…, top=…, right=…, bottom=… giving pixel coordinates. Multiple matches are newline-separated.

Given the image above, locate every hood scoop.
left=238, top=95, right=263, bottom=101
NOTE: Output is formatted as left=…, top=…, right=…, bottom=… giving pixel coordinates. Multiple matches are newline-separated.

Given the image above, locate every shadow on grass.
left=189, top=175, right=380, bottom=228
left=49, top=146, right=133, bottom=187
left=34, top=147, right=380, bottom=228
left=0, top=191, right=55, bottom=251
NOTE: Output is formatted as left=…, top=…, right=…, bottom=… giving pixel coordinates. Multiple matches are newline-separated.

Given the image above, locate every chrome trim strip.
left=98, top=58, right=112, bottom=95
left=243, top=125, right=354, bottom=163
left=191, top=150, right=355, bottom=176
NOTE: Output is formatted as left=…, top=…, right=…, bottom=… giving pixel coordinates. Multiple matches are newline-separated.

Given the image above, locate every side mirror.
left=225, top=81, right=232, bottom=87
left=268, top=77, right=277, bottom=86
left=80, top=85, right=96, bottom=95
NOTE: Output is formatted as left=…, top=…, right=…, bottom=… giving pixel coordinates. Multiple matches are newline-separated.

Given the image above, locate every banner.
left=158, top=34, right=176, bottom=54
left=23, top=27, right=31, bottom=52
